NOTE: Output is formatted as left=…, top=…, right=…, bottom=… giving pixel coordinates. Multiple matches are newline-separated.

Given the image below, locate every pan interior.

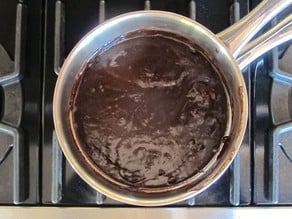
left=68, top=29, right=232, bottom=192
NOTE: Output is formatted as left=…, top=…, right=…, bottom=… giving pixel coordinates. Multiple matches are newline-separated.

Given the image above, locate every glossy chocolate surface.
left=70, top=30, right=228, bottom=188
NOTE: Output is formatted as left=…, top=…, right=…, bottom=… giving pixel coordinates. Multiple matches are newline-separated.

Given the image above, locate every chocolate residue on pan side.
left=69, top=30, right=228, bottom=188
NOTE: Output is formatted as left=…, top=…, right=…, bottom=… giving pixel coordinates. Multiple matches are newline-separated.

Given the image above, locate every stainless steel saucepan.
left=53, top=0, right=292, bottom=206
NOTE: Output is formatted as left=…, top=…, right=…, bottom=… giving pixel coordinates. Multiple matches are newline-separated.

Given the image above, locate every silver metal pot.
left=53, top=0, right=292, bottom=206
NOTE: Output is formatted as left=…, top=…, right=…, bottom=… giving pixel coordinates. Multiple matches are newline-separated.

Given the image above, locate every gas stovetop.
left=0, top=0, right=291, bottom=208
left=0, top=0, right=41, bottom=204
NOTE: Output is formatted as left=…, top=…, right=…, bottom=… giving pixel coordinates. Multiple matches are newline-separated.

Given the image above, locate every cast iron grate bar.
left=51, top=1, right=65, bottom=204
left=52, top=1, right=65, bottom=203
left=229, top=0, right=241, bottom=207
left=0, top=2, right=25, bottom=127
left=230, top=153, right=241, bottom=206
left=96, top=191, right=106, bottom=205
left=99, top=0, right=105, bottom=24
left=54, top=0, right=64, bottom=75
left=269, top=33, right=292, bottom=203
left=230, top=1, right=240, bottom=24
left=14, top=3, right=26, bottom=82
left=51, top=131, right=63, bottom=204
left=0, top=2, right=26, bottom=204
left=144, top=0, right=151, bottom=10
left=13, top=2, right=26, bottom=205
left=12, top=125, right=24, bottom=204
left=268, top=49, right=281, bottom=204
left=189, top=0, right=196, bottom=20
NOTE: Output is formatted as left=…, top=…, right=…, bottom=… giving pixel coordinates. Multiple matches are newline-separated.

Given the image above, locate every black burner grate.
left=0, top=0, right=42, bottom=205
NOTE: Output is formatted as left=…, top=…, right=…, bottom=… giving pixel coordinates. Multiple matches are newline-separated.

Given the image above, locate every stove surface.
left=0, top=0, right=291, bottom=208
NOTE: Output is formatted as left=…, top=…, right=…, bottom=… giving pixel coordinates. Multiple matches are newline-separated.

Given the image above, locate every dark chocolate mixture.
left=70, top=30, right=228, bottom=188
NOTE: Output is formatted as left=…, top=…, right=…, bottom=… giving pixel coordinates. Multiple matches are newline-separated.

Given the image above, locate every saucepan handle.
left=217, top=0, right=291, bottom=58
left=236, top=15, right=292, bottom=70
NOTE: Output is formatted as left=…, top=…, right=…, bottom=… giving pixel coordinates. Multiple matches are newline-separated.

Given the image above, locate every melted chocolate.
left=70, top=30, right=228, bottom=188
